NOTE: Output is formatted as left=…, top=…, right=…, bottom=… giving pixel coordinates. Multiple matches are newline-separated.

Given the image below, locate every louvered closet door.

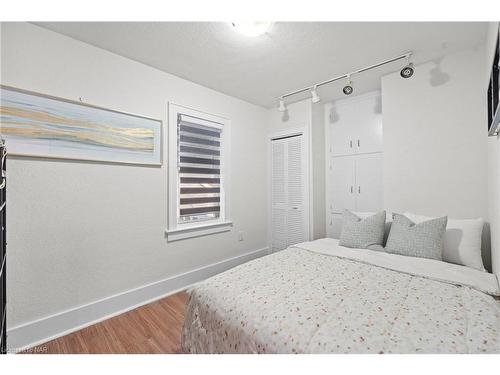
left=271, top=139, right=287, bottom=251
left=271, top=135, right=307, bottom=252
left=286, top=135, right=307, bottom=246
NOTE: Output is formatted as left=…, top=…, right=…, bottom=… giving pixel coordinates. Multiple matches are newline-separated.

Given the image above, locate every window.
left=177, top=114, right=222, bottom=224
left=167, top=104, right=231, bottom=241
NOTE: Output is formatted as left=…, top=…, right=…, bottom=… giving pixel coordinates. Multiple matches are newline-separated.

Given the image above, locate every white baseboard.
left=7, top=246, right=269, bottom=352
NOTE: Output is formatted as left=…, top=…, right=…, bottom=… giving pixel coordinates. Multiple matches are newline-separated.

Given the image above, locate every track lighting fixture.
left=276, top=52, right=413, bottom=111
left=311, top=86, right=321, bottom=103
left=400, top=54, right=414, bottom=79
left=342, top=74, right=353, bottom=95
left=278, top=97, right=287, bottom=112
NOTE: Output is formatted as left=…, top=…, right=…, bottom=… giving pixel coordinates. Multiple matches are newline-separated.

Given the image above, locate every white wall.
left=1, top=23, right=269, bottom=332
left=485, top=22, right=500, bottom=277
left=382, top=47, right=491, bottom=270
left=267, top=99, right=312, bottom=134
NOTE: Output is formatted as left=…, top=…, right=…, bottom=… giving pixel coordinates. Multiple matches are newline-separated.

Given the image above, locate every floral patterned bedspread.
left=181, top=241, right=500, bottom=353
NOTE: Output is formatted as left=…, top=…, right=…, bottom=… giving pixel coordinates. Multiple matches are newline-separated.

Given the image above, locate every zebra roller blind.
left=177, top=114, right=223, bottom=223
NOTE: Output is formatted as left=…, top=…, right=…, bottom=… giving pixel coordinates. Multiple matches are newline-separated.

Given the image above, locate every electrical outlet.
left=238, top=231, right=244, bottom=241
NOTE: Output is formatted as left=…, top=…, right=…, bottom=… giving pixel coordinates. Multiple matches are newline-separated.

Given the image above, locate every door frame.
left=268, top=127, right=311, bottom=252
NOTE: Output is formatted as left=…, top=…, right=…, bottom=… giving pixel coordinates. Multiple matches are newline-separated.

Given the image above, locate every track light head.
left=342, top=85, right=353, bottom=95
left=400, top=54, right=414, bottom=79
left=342, top=74, right=353, bottom=95
left=278, top=97, right=287, bottom=112
left=400, top=63, right=414, bottom=78
left=311, top=86, right=321, bottom=103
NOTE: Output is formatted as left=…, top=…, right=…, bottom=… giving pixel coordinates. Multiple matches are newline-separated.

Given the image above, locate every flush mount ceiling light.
left=311, top=86, right=321, bottom=103
left=231, top=22, right=273, bottom=37
left=400, top=54, right=415, bottom=78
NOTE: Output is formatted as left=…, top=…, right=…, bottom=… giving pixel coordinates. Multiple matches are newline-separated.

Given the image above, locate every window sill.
left=165, top=221, right=233, bottom=242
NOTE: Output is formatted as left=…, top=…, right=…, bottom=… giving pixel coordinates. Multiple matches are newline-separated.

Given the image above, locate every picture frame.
left=0, top=85, right=163, bottom=165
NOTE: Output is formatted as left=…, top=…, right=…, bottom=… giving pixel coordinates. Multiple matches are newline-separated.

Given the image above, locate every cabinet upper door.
left=329, top=157, right=356, bottom=213
left=355, top=95, right=383, bottom=154
left=354, top=153, right=383, bottom=212
left=329, top=102, right=357, bottom=156
left=329, top=92, right=383, bottom=156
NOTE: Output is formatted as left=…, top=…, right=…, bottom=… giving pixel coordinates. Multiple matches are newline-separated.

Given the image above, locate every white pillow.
left=404, top=212, right=485, bottom=272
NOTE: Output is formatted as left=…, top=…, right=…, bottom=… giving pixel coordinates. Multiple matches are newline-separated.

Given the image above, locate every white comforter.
left=181, top=239, right=500, bottom=353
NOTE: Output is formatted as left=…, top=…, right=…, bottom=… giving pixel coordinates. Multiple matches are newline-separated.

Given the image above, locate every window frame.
left=166, top=103, right=232, bottom=241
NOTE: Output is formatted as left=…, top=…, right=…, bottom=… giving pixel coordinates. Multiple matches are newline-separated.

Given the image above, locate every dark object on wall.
left=487, top=25, right=500, bottom=136
left=0, top=138, right=6, bottom=354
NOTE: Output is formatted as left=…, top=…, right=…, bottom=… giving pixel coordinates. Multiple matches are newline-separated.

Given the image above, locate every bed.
left=181, top=238, right=500, bottom=353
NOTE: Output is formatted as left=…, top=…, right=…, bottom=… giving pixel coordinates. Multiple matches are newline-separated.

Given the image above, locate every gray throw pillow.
left=385, top=214, right=447, bottom=260
left=339, top=210, right=386, bottom=250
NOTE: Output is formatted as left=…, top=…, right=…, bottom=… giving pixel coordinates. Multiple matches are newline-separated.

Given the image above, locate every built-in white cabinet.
left=325, top=91, right=384, bottom=238
left=271, top=134, right=309, bottom=252
left=327, top=153, right=383, bottom=214
left=329, top=92, right=383, bottom=156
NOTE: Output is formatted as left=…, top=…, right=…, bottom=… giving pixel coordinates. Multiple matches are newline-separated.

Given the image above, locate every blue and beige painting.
left=0, top=87, right=161, bottom=164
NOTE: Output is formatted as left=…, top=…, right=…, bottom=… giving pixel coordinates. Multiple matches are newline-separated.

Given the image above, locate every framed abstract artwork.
left=0, top=85, right=162, bottom=165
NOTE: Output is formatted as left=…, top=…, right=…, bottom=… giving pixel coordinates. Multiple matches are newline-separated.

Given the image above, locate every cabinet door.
left=329, top=103, right=357, bottom=156
left=329, top=157, right=355, bottom=213
left=354, top=153, right=383, bottom=212
left=354, top=95, right=383, bottom=154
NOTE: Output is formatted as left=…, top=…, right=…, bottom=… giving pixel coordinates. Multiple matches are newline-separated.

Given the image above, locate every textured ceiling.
left=35, top=22, right=488, bottom=108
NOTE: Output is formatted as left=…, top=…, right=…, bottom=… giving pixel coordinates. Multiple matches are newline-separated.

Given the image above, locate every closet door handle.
left=357, top=139, right=360, bottom=148
left=358, top=186, right=361, bottom=194
left=349, top=140, right=352, bottom=148
left=350, top=186, right=353, bottom=194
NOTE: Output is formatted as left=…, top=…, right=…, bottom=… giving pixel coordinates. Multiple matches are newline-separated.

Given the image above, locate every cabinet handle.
left=357, top=139, right=360, bottom=148
left=350, top=186, right=353, bottom=193
left=349, top=140, right=352, bottom=148
left=358, top=186, right=361, bottom=194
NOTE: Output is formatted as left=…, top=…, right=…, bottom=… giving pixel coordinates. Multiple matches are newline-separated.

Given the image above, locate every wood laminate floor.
left=24, top=292, right=189, bottom=354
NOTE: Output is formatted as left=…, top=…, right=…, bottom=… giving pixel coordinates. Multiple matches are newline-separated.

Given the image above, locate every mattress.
left=181, top=238, right=500, bottom=353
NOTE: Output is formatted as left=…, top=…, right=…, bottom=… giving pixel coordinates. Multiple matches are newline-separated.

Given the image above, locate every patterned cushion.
left=385, top=214, right=447, bottom=260
left=339, top=210, right=386, bottom=250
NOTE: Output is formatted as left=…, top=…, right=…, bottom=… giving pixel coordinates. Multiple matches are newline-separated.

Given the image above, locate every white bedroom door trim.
left=268, top=127, right=311, bottom=252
